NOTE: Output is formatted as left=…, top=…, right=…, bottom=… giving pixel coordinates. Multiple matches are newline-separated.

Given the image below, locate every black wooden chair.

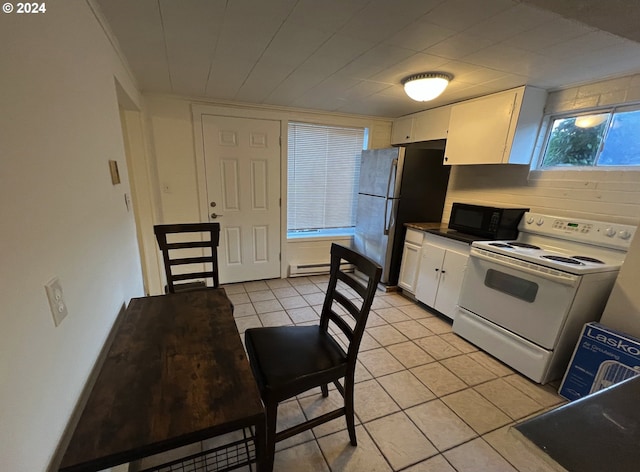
left=153, top=223, right=221, bottom=293
left=244, top=243, right=382, bottom=471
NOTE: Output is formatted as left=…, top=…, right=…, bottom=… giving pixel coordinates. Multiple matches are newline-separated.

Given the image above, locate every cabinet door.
left=391, top=116, right=414, bottom=144
left=415, top=243, right=446, bottom=306
left=398, top=242, right=422, bottom=293
left=444, top=91, right=517, bottom=165
left=433, top=250, right=469, bottom=319
left=413, top=106, right=450, bottom=142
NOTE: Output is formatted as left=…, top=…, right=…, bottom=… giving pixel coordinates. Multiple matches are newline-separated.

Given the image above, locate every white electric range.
left=453, top=212, right=637, bottom=384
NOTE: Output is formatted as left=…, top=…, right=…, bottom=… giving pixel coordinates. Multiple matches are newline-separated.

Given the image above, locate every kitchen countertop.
left=405, top=222, right=491, bottom=245
left=514, top=375, right=640, bottom=472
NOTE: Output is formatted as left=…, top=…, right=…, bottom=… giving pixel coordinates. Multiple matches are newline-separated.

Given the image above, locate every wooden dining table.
left=58, top=288, right=266, bottom=472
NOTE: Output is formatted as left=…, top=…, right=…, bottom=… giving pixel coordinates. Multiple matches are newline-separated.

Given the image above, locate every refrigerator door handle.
left=383, top=158, right=398, bottom=235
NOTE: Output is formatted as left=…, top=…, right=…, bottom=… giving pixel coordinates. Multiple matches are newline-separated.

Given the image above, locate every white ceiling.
left=95, top=0, right=640, bottom=118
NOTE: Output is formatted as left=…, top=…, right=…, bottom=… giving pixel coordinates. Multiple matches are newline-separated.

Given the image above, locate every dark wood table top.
left=59, top=288, right=264, bottom=472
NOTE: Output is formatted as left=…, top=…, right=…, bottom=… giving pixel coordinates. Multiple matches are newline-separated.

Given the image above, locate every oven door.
left=458, top=248, right=581, bottom=349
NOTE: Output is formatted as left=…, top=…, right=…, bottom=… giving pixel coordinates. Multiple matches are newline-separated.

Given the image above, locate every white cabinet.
left=398, top=228, right=424, bottom=294
left=391, top=106, right=451, bottom=145
left=413, top=106, right=450, bottom=142
left=444, top=86, right=547, bottom=165
left=415, top=234, right=469, bottom=319
left=391, top=116, right=415, bottom=144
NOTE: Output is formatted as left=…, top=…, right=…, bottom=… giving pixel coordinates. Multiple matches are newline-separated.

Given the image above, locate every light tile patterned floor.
left=224, top=275, right=567, bottom=472
left=138, top=275, right=567, bottom=472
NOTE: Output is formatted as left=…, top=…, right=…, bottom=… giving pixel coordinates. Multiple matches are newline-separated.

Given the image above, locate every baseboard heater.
left=288, top=261, right=354, bottom=277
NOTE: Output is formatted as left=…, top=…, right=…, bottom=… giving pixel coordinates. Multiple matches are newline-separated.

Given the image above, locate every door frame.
left=192, top=104, right=288, bottom=279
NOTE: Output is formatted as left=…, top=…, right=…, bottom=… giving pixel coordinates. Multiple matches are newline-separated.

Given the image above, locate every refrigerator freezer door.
left=358, top=148, right=403, bottom=197
left=354, top=193, right=398, bottom=283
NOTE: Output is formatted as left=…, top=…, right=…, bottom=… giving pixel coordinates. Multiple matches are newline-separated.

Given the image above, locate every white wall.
left=0, top=2, right=144, bottom=471
left=143, top=95, right=392, bottom=283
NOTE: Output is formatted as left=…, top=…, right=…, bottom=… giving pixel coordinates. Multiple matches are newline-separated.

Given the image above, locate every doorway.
left=201, top=115, right=281, bottom=284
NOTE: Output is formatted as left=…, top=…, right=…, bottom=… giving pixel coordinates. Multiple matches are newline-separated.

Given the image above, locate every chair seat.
left=245, top=326, right=347, bottom=399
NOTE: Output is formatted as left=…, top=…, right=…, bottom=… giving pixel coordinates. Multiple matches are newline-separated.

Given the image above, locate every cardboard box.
left=559, top=322, right=640, bottom=401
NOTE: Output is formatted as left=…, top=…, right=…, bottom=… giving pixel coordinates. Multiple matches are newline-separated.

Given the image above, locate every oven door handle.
left=470, top=248, right=580, bottom=287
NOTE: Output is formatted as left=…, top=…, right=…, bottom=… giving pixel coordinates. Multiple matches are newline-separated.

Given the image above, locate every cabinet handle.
left=435, top=268, right=439, bottom=272
left=441, top=270, right=446, bottom=274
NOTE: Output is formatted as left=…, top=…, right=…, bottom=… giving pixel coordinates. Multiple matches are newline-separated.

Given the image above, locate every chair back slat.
left=154, top=223, right=221, bottom=292
left=320, top=244, right=382, bottom=363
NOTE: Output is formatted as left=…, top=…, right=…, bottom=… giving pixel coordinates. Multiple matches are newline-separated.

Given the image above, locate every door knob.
left=210, top=213, right=223, bottom=219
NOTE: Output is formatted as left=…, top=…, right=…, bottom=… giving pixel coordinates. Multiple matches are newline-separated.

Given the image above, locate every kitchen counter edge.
left=404, top=222, right=490, bottom=245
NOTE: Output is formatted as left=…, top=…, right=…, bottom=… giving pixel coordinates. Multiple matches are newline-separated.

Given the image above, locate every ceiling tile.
left=97, top=0, right=640, bottom=118
left=262, top=22, right=333, bottom=66
left=160, top=0, right=227, bottom=96
left=522, top=0, right=640, bottom=43
left=234, top=62, right=294, bottom=103
left=507, top=16, right=595, bottom=52
left=463, top=44, right=551, bottom=76
left=461, top=4, right=549, bottom=42
left=287, top=0, right=369, bottom=33
left=98, top=0, right=171, bottom=92
left=338, top=0, right=440, bottom=42
left=264, top=70, right=328, bottom=106
left=384, top=20, right=457, bottom=52
left=424, top=0, right=514, bottom=31
left=369, top=53, right=450, bottom=84
left=424, top=33, right=496, bottom=60
left=204, top=57, right=254, bottom=98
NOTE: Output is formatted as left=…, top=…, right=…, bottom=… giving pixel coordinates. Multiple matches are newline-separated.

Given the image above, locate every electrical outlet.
left=45, top=277, right=68, bottom=326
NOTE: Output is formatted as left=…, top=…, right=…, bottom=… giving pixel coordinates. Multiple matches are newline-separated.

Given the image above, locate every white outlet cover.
left=45, top=277, right=68, bottom=326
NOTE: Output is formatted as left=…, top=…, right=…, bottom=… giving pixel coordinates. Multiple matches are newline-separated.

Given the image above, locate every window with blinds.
left=287, top=122, right=366, bottom=235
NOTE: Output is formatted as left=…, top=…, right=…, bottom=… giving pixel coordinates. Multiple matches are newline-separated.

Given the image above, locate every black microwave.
left=448, top=203, right=529, bottom=239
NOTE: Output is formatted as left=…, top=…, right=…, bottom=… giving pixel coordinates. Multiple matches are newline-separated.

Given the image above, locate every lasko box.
left=559, top=322, right=640, bottom=401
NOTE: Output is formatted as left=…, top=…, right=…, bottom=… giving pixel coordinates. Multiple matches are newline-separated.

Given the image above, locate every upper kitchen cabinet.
left=443, top=86, right=547, bottom=165
left=391, top=106, right=451, bottom=145
left=391, top=115, right=414, bottom=144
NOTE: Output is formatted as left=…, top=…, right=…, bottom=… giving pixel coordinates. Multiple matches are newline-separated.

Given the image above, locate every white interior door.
left=202, top=115, right=281, bottom=284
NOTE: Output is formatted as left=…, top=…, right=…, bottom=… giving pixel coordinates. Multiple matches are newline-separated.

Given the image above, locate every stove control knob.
left=526, top=216, right=534, bottom=225
left=536, top=218, right=544, bottom=226
left=605, top=227, right=616, bottom=237
left=618, top=230, right=632, bottom=240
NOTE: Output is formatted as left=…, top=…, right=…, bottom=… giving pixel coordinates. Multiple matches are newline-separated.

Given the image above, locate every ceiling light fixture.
left=402, top=72, right=452, bottom=101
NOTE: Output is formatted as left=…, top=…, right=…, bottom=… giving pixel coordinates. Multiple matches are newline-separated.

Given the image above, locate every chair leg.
left=321, top=384, right=329, bottom=397
left=344, top=378, right=357, bottom=446
left=263, top=400, right=278, bottom=472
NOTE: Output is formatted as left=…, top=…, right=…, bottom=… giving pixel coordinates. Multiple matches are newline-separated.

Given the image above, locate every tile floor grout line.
left=224, top=278, right=566, bottom=471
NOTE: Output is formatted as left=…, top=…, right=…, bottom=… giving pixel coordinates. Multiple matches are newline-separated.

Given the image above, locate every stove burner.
left=508, top=242, right=541, bottom=249
left=541, top=255, right=584, bottom=265
left=572, top=256, right=605, bottom=264
left=489, top=243, right=514, bottom=248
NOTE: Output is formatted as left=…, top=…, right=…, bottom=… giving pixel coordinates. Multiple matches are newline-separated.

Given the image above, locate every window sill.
left=532, top=166, right=640, bottom=173
left=287, top=228, right=354, bottom=241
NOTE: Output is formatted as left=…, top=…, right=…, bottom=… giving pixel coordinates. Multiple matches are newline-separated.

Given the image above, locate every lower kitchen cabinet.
left=415, top=234, right=469, bottom=319
left=398, top=228, right=424, bottom=294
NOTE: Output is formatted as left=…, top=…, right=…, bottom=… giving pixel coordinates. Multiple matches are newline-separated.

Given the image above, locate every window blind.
left=287, top=122, right=365, bottom=232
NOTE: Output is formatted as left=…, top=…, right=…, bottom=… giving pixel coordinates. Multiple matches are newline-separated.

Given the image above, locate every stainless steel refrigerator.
left=354, top=144, right=450, bottom=286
